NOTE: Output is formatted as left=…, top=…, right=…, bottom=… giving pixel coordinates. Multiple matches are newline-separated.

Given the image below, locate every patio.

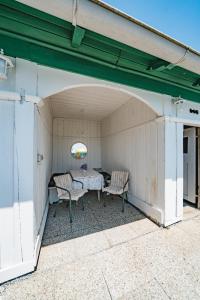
left=1, top=196, right=200, bottom=299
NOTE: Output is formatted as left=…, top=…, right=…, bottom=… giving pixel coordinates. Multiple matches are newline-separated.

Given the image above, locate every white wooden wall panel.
left=33, top=102, right=52, bottom=241
left=101, top=99, right=156, bottom=136
left=0, top=101, right=21, bottom=271
left=53, top=118, right=101, bottom=172
left=101, top=99, right=165, bottom=223
left=156, top=120, right=165, bottom=214
left=0, top=100, right=36, bottom=283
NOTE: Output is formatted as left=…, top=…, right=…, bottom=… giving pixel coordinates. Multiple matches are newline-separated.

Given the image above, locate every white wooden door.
left=183, top=128, right=196, bottom=203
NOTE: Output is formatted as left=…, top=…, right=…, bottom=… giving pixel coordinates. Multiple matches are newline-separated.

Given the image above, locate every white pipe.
left=72, top=0, right=78, bottom=27
left=0, top=90, right=42, bottom=104
left=156, top=115, right=200, bottom=127
left=17, top=0, right=200, bottom=75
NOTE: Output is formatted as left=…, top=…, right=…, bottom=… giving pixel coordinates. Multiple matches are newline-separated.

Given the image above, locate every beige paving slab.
left=154, top=265, right=200, bottom=300
left=93, top=240, right=156, bottom=299
left=126, top=228, right=189, bottom=276
left=73, top=230, right=110, bottom=258
left=103, top=223, right=138, bottom=246
left=0, top=269, right=55, bottom=300
left=183, top=205, right=200, bottom=221
left=54, top=259, right=111, bottom=300
left=162, top=225, right=200, bottom=262
left=38, top=238, right=76, bottom=271
left=176, top=218, right=200, bottom=239
left=128, top=217, right=159, bottom=236
left=104, top=267, right=154, bottom=300
left=102, top=217, right=159, bottom=247
left=94, top=241, right=141, bottom=275
left=121, top=278, right=170, bottom=300
left=39, top=229, right=110, bottom=272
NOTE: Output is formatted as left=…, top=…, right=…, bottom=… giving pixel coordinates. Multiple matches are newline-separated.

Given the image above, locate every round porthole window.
left=71, top=142, right=87, bottom=159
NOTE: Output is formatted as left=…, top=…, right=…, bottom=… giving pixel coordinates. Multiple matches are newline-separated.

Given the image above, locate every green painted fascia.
left=1, top=0, right=200, bottom=103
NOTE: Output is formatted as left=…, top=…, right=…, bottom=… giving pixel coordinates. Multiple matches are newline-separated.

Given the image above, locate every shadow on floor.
left=42, top=191, right=145, bottom=247
left=183, top=200, right=197, bottom=208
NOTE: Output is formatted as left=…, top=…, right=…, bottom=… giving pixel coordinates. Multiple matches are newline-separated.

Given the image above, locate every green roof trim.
left=0, top=0, right=200, bottom=102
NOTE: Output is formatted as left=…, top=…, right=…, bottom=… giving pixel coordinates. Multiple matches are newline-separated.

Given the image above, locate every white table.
left=70, top=169, right=104, bottom=200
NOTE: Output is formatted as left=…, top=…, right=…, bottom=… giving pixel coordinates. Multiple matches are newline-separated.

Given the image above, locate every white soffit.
left=47, top=86, right=132, bottom=120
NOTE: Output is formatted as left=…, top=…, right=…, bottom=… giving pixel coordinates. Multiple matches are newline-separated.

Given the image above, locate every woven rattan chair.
left=102, top=171, right=129, bottom=212
left=54, top=173, right=88, bottom=223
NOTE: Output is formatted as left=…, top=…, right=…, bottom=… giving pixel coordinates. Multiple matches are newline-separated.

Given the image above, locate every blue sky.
left=105, top=0, right=200, bottom=52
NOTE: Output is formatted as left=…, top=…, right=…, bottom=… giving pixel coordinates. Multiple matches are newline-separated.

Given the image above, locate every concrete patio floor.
left=1, top=194, right=200, bottom=300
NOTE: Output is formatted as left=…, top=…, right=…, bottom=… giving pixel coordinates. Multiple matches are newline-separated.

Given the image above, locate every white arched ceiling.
left=45, top=84, right=159, bottom=121
left=37, top=66, right=164, bottom=116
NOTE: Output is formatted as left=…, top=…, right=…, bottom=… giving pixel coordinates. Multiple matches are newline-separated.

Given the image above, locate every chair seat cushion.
left=60, top=189, right=88, bottom=201
left=102, top=185, right=123, bottom=195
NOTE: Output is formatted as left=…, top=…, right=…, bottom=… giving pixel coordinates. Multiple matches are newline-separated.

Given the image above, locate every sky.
left=104, top=0, right=200, bottom=52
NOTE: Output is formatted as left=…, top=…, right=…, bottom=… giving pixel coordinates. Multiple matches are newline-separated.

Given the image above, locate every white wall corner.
left=163, top=119, right=183, bottom=226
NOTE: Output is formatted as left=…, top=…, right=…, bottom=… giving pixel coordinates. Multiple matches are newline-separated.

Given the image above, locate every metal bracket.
left=192, top=78, right=200, bottom=87
left=72, top=26, right=85, bottom=48
left=37, top=153, right=44, bottom=163
left=172, top=96, right=184, bottom=105
left=20, top=89, right=26, bottom=104
left=148, top=59, right=175, bottom=71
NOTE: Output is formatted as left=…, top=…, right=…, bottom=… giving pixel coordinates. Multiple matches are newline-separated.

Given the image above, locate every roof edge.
left=91, top=0, right=200, bottom=57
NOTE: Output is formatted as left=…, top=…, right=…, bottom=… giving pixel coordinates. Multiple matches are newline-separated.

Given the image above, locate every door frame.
left=183, top=127, right=197, bottom=205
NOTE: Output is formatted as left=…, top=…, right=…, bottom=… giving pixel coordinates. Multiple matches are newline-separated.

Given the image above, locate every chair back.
left=111, top=171, right=129, bottom=191
left=54, top=174, right=73, bottom=198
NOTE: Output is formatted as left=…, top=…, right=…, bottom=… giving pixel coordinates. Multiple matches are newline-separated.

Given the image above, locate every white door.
left=183, top=127, right=196, bottom=203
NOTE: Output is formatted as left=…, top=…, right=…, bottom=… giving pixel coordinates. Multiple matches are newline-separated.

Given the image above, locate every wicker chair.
left=54, top=173, right=88, bottom=223
left=102, top=171, right=129, bottom=212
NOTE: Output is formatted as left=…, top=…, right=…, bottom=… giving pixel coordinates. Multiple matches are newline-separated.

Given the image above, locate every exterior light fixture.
left=0, top=49, right=14, bottom=80
left=172, top=96, right=184, bottom=105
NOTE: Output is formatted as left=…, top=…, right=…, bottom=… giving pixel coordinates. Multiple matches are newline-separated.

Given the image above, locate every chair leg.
left=103, top=193, right=106, bottom=207
left=126, top=192, right=128, bottom=202
left=81, top=197, right=84, bottom=211
left=53, top=202, right=59, bottom=217
left=69, top=199, right=72, bottom=223
left=97, top=190, right=101, bottom=201
left=122, top=193, right=125, bottom=213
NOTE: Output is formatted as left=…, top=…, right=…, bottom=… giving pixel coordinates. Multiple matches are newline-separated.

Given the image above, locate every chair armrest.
left=69, top=172, right=84, bottom=189
left=54, top=185, right=71, bottom=199
left=72, top=179, right=84, bottom=189
left=123, top=178, right=129, bottom=192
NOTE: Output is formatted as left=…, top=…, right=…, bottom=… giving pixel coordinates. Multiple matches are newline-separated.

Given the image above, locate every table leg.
left=97, top=190, right=101, bottom=201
